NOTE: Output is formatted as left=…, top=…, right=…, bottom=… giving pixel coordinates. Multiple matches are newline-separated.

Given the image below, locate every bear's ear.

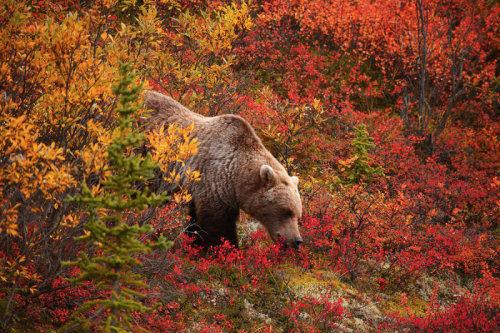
left=260, top=165, right=275, bottom=184
left=291, top=176, right=299, bottom=187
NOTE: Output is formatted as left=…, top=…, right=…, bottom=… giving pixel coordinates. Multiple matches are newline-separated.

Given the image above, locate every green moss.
left=267, top=273, right=278, bottom=286
left=282, top=265, right=356, bottom=299
left=382, top=293, right=428, bottom=317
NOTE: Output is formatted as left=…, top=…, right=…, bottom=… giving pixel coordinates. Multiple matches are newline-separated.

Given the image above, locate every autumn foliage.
left=1, top=0, right=499, bottom=331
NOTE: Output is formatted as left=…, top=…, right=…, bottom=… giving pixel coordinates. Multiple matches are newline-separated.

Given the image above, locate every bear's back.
left=144, top=91, right=205, bottom=130
left=145, top=91, right=264, bottom=154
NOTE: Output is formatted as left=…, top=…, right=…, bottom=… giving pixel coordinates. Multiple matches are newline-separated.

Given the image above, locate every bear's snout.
left=277, top=233, right=303, bottom=250
left=293, top=237, right=303, bottom=249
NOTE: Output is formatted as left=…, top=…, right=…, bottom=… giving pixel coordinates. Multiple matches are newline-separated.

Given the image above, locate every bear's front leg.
left=189, top=200, right=240, bottom=249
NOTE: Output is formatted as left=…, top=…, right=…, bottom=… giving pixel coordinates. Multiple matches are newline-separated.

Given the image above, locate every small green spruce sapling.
left=337, top=124, right=385, bottom=186
left=61, top=62, right=171, bottom=333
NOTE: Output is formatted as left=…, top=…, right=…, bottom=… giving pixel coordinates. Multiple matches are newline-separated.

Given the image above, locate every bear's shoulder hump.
left=214, top=114, right=262, bottom=149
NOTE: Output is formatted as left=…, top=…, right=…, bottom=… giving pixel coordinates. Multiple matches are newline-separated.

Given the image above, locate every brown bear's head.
left=244, top=164, right=303, bottom=249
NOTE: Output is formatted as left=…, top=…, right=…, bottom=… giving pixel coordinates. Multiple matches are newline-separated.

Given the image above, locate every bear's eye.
left=283, top=210, right=293, bottom=218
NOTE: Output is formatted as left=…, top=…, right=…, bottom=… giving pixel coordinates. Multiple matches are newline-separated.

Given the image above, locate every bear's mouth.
left=276, top=233, right=303, bottom=250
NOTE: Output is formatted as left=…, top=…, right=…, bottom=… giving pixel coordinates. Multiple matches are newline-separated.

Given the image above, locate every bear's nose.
left=293, top=237, right=303, bottom=249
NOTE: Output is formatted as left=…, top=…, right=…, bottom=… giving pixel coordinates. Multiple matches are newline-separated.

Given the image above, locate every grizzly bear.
left=144, top=91, right=303, bottom=249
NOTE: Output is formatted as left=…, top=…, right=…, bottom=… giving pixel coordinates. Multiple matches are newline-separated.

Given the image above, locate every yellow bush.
left=0, top=0, right=253, bottom=328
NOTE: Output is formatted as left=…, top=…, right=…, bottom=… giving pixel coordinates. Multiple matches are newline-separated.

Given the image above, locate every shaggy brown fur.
left=144, top=91, right=303, bottom=249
